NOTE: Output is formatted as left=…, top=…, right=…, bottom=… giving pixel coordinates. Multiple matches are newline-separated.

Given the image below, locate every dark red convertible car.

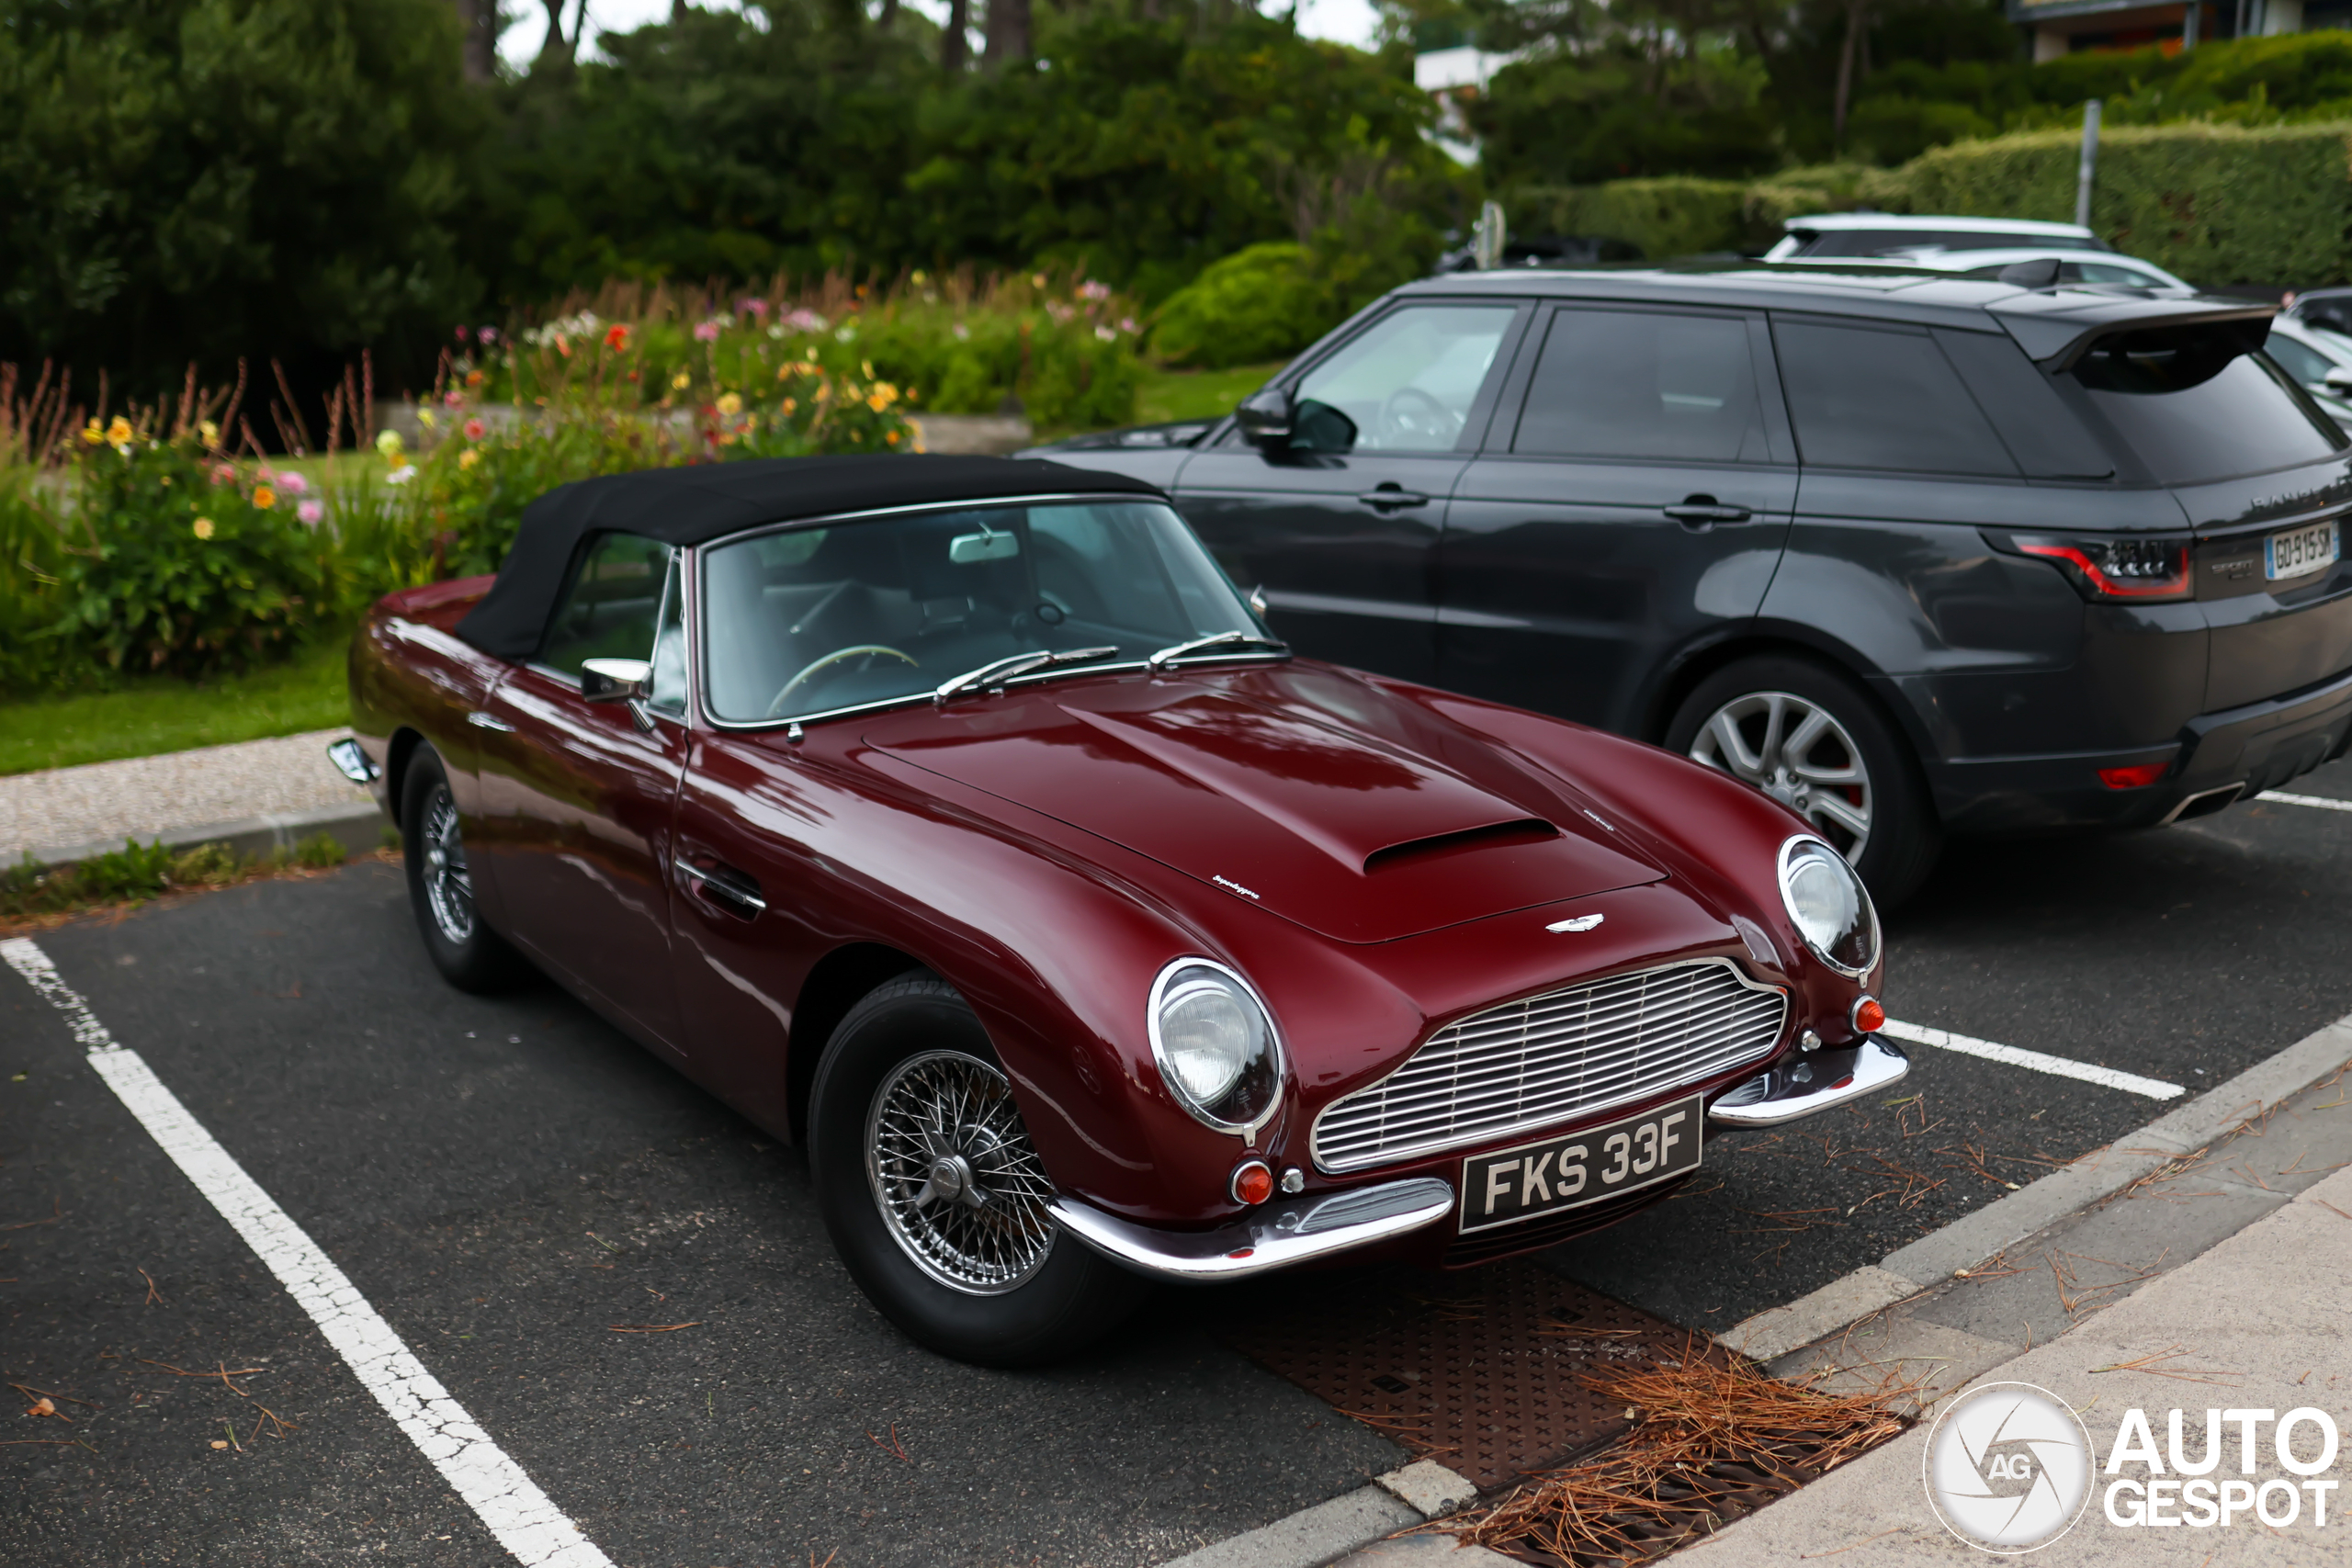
left=334, top=456, right=1904, bottom=1365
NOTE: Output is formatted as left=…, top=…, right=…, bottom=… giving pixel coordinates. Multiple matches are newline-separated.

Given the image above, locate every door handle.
left=467, top=711, right=516, bottom=733
left=1357, top=488, right=1430, bottom=511
left=679, top=860, right=765, bottom=919
left=1662, top=499, right=1753, bottom=526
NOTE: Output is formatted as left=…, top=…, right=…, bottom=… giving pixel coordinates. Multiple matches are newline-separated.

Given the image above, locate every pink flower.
left=784, top=307, right=828, bottom=333
left=455, top=325, right=469, bottom=342
left=255, top=464, right=276, bottom=483
left=442, top=389, right=465, bottom=410
left=209, top=462, right=234, bottom=485
left=1118, top=316, right=1138, bottom=334
left=1078, top=280, right=1112, bottom=300
left=297, top=498, right=325, bottom=525
left=464, top=417, right=486, bottom=440
left=277, top=470, right=309, bottom=495
left=477, top=326, right=499, bottom=344
left=741, top=298, right=769, bottom=319
left=694, top=321, right=722, bottom=342
left=1095, top=324, right=1116, bottom=342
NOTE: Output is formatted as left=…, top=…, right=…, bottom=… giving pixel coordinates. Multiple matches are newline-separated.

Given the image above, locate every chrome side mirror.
left=581, top=658, right=653, bottom=703
left=1234, top=387, right=1294, bottom=450
left=2324, top=367, right=2352, bottom=393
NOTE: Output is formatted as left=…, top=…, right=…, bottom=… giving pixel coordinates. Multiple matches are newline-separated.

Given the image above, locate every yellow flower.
left=458, top=448, right=481, bottom=470
left=861, top=360, right=876, bottom=379
left=418, top=408, right=437, bottom=430
left=866, top=391, right=888, bottom=412
left=193, top=517, right=215, bottom=539
left=81, top=420, right=104, bottom=446
left=198, top=419, right=220, bottom=446
left=106, top=417, right=133, bottom=446
left=252, top=485, right=276, bottom=510
left=375, top=429, right=404, bottom=458
left=716, top=392, right=743, bottom=417
left=781, top=397, right=797, bottom=414
left=776, top=365, right=792, bottom=382
left=886, top=429, right=900, bottom=446
left=672, top=370, right=692, bottom=390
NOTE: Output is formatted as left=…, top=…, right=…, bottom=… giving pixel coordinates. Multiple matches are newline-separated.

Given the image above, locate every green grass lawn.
left=1133, top=361, right=1286, bottom=425
left=0, top=637, right=351, bottom=776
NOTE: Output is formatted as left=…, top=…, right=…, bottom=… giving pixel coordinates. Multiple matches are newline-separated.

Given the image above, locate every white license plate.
left=2266, top=521, right=2340, bottom=581
left=1458, top=1095, right=1703, bottom=1235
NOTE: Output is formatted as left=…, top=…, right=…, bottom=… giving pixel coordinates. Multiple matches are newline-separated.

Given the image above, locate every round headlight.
left=1149, top=961, right=1283, bottom=1134
left=1777, top=837, right=1881, bottom=977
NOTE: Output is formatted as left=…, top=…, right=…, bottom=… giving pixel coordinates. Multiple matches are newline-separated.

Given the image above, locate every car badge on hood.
left=1546, top=913, right=1604, bottom=933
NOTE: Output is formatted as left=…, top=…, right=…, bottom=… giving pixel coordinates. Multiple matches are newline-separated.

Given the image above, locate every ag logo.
left=1922, top=1381, right=2093, bottom=1553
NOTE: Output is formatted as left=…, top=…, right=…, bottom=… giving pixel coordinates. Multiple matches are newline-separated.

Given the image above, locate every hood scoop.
left=868, top=683, right=1663, bottom=943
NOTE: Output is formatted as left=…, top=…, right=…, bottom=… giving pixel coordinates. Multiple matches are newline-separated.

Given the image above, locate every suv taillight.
left=1990, top=531, right=2192, bottom=602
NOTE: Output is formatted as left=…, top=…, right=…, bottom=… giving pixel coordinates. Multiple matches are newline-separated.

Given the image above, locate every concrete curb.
left=27, top=800, right=391, bottom=873
left=1159, top=1477, right=1422, bottom=1568
left=1726, top=1010, right=2352, bottom=1359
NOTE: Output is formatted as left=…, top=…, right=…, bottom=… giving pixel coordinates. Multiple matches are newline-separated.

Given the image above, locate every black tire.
left=400, top=747, right=522, bottom=993
left=808, top=974, right=1146, bottom=1367
left=1666, top=653, right=1942, bottom=911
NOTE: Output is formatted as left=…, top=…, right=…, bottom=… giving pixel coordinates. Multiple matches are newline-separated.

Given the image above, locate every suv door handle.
left=679, top=860, right=765, bottom=919
left=1357, top=487, right=1430, bottom=511
left=1663, top=500, right=1753, bottom=526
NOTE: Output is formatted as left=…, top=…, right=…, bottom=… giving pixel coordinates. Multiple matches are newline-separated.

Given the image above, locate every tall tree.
left=944, top=0, right=971, bottom=67
left=447, top=0, right=498, bottom=81
left=537, top=0, right=589, bottom=68
left=983, top=0, right=1031, bottom=67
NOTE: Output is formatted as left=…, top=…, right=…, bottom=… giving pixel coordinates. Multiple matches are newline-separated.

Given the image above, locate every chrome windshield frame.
left=689, top=491, right=1285, bottom=736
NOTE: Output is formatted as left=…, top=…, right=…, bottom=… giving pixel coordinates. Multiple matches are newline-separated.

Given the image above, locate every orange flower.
left=605, top=323, right=629, bottom=351
left=252, top=485, right=276, bottom=510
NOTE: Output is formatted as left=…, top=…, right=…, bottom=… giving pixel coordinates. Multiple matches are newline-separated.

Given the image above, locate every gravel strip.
left=0, top=728, right=372, bottom=860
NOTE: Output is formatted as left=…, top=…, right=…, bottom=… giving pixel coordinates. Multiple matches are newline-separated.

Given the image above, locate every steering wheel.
left=1376, top=386, right=1458, bottom=449
left=766, top=644, right=918, bottom=718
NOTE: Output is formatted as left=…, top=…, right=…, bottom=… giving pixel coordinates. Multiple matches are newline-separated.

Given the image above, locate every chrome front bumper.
left=1706, top=1035, right=1910, bottom=1127
left=1046, top=1177, right=1454, bottom=1284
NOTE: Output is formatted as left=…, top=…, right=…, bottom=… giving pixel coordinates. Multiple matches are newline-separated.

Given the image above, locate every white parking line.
left=1881, top=1018, right=2186, bottom=1100
left=0, top=938, right=611, bottom=1568
left=2257, top=790, right=2352, bottom=814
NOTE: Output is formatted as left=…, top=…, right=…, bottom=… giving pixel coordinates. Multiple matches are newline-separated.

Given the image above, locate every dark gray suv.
left=1032, top=267, right=2352, bottom=905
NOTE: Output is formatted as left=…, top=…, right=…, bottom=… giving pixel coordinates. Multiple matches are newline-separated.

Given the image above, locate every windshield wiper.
left=1146, top=630, right=1290, bottom=671
left=933, top=646, right=1120, bottom=705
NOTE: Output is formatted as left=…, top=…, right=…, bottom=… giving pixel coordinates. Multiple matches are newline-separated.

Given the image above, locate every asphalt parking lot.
left=9, top=763, right=2352, bottom=1565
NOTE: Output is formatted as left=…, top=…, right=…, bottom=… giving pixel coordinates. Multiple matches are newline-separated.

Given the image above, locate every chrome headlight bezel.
left=1776, top=835, right=1882, bottom=979
left=1147, top=957, right=1285, bottom=1138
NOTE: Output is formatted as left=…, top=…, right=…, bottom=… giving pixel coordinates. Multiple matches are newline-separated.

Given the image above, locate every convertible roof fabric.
left=453, top=454, right=1162, bottom=661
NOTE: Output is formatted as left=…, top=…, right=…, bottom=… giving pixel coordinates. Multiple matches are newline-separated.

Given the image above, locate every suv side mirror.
left=2324, top=367, right=2352, bottom=394
left=1234, top=386, right=1294, bottom=449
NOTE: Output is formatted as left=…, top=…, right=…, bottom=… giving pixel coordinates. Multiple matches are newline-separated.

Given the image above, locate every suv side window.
left=1511, top=308, right=1771, bottom=463
left=1773, top=319, right=2018, bottom=476
left=540, top=531, right=673, bottom=679
left=1287, top=304, right=1516, bottom=454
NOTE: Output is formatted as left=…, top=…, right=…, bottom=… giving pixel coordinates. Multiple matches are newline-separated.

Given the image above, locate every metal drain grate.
left=1225, top=1261, right=1726, bottom=1493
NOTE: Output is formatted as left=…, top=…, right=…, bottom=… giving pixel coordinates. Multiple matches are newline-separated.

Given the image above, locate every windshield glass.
left=701, top=499, right=1267, bottom=723
left=2067, top=325, right=2346, bottom=482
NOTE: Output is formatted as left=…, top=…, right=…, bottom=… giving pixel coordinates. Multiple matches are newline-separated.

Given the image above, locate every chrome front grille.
left=1310, top=959, right=1788, bottom=1174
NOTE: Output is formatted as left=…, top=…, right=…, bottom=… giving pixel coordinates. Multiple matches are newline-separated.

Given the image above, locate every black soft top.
left=454, top=454, right=1160, bottom=661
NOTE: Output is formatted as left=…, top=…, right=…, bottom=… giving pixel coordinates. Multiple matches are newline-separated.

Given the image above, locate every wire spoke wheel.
left=422, top=786, right=476, bottom=943
left=865, top=1049, right=1057, bottom=1296
left=1687, top=690, right=1873, bottom=863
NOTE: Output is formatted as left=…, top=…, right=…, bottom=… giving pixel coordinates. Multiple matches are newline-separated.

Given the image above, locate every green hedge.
left=1504, top=122, right=2352, bottom=288
left=1899, top=122, right=2352, bottom=288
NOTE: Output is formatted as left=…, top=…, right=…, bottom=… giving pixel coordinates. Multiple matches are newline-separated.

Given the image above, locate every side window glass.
left=2265, top=335, right=2333, bottom=388
left=540, top=532, right=673, bottom=679
left=648, top=551, right=687, bottom=714
left=1511, top=309, right=1771, bottom=463
left=1774, top=321, right=2018, bottom=476
left=1290, top=305, right=1516, bottom=454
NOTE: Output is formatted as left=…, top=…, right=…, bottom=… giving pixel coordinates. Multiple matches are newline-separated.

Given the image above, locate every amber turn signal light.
left=1230, top=1159, right=1274, bottom=1206
left=2098, top=762, right=2167, bottom=790
left=1851, top=995, right=1887, bottom=1034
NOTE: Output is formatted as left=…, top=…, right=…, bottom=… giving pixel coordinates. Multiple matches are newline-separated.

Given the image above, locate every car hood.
left=865, top=671, right=1666, bottom=943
